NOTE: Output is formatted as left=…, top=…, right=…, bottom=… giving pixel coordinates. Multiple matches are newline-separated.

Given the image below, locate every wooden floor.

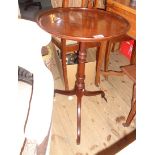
left=46, top=45, right=136, bottom=155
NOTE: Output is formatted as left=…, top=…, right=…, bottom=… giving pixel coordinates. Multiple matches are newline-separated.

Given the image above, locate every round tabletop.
left=37, top=8, right=130, bottom=42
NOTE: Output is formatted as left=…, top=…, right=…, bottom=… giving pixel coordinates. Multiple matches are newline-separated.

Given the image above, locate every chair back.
left=51, top=0, right=103, bottom=8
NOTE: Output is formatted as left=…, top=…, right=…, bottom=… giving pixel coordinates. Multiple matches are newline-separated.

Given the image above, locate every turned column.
left=75, top=42, right=86, bottom=144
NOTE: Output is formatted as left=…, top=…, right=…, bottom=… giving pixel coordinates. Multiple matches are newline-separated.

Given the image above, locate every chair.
left=121, top=65, right=136, bottom=127
left=18, top=19, right=54, bottom=155
left=104, top=36, right=135, bottom=77
left=101, top=0, right=136, bottom=80
left=103, top=64, right=136, bottom=126
left=94, top=31, right=136, bottom=86
left=51, top=0, right=102, bottom=90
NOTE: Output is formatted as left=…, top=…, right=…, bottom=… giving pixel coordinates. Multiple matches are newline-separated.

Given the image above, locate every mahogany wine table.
left=37, top=7, right=129, bottom=144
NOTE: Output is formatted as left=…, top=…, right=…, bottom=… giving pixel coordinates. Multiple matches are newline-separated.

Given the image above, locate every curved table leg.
left=54, top=89, right=76, bottom=96
left=84, top=90, right=107, bottom=102
left=76, top=95, right=82, bottom=144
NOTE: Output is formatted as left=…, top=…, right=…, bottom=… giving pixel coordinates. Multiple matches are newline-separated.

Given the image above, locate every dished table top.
left=37, top=7, right=130, bottom=42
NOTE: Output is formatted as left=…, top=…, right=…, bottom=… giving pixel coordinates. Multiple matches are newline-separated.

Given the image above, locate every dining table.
left=36, top=7, right=130, bottom=144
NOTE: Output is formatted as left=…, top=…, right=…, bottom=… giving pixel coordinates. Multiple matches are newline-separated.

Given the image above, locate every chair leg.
left=95, top=45, right=100, bottom=83
left=61, top=39, right=69, bottom=90
left=104, top=40, right=112, bottom=80
left=123, top=83, right=136, bottom=127
left=95, top=41, right=107, bottom=86
left=111, top=43, right=115, bottom=52
left=130, top=40, right=136, bottom=65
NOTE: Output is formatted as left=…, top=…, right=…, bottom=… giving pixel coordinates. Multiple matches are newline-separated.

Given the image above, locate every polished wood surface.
left=37, top=8, right=130, bottom=42
left=106, top=0, right=136, bottom=39
left=37, top=8, right=129, bottom=144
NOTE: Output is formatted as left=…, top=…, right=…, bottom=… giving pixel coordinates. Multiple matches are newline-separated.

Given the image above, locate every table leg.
left=76, top=95, right=82, bottom=144
left=75, top=42, right=86, bottom=144
left=55, top=42, right=107, bottom=145
left=75, top=42, right=107, bottom=144
left=84, top=90, right=107, bottom=102
left=54, top=89, right=76, bottom=96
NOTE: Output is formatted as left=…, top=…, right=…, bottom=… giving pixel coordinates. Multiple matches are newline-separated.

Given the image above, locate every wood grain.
left=106, top=0, right=136, bottom=39
left=47, top=48, right=136, bottom=155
